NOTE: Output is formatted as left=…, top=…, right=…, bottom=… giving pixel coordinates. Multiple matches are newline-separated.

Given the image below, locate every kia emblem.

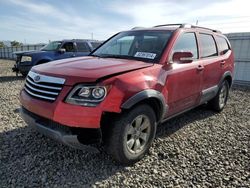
left=34, top=75, right=40, bottom=82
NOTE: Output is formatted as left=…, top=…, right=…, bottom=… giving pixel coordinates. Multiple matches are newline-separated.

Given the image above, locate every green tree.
left=11, top=40, right=23, bottom=47
left=0, top=41, right=5, bottom=48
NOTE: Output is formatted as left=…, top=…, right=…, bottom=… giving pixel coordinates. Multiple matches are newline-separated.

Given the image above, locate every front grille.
left=24, top=71, right=65, bottom=102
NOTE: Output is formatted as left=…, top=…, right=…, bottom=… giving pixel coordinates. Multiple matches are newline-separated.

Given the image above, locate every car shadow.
left=0, top=75, right=25, bottom=83
left=156, top=105, right=216, bottom=138
left=0, top=105, right=216, bottom=187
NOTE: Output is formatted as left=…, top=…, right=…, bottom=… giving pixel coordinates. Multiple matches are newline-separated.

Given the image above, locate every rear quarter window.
left=216, top=36, right=230, bottom=55
left=199, top=33, right=218, bottom=58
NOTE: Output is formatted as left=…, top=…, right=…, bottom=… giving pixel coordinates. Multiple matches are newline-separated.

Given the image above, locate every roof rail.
left=191, top=25, right=222, bottom=33
left=153, top=23, right=191, bottom=28
left=153, top=23, right=221, bottom=33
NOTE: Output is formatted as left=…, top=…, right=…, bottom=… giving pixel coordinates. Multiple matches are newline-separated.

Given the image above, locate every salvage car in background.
left=12, top=39, right=102, bottom=76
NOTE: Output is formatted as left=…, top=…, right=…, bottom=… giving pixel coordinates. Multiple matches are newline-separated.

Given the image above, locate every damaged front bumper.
left=20, top=107, right=101, bottom=152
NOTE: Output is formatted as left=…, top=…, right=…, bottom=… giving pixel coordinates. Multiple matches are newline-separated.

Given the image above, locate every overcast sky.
left=0, top=0, right=250, bottom=44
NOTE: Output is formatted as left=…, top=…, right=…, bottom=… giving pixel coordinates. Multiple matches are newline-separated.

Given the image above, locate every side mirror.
left=58, top=48, right=66, bottom=54
left=172, top=51, right=194, bottom=64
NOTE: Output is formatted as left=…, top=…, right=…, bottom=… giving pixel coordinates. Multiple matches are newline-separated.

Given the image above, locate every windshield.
left=92, top=30, right=172, bottom=62
left=41, top=41, right=62, bottom=51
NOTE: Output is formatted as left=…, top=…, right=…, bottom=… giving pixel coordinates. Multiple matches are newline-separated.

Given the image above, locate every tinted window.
left=91, top=42, right=102, bottom=49
left=62, top=42, right=75, bottom=52
left=77, top=42, right=90, bottom=52
left=199, top=34, right=217, bottom=58
left=173, top=33, right=198, bottom=59
left=216, top=36, right=230, bottom=55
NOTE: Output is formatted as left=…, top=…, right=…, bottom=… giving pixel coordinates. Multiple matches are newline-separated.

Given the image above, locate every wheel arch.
left=121, top=89, right=168, bottom=123
left=220, top=71, right=233, bottom=88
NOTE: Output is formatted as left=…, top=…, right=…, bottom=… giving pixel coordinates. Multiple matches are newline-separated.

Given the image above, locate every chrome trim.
left=26, top=77, right=62, bottom=90
left=24, top=87, right=56, bottom=100
left=28, top=71, right=65, bottom=84
left=25, top=82, right=58, bottom=95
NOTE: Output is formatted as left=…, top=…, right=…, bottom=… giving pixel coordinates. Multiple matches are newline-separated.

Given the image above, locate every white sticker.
left=134, top=52, right=157, bottom=59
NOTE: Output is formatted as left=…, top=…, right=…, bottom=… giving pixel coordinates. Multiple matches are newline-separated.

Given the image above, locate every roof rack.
left=153, top=23, right=191, bottom=28
left=153, top=23, right=221, bottom=33
left=191, top=25, right=221, bottom=33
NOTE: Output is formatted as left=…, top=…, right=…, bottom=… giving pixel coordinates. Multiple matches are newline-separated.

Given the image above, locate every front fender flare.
left=121, top=89, right=167, bottom=122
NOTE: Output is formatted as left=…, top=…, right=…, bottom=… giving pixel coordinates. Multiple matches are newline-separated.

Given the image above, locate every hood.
left=32, top=56, right=153, bottom=85
left=14, top=50, right=45, bottom=56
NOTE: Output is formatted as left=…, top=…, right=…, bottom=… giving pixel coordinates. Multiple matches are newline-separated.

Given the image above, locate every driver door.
left=165, top=32, right=203, bottom=117
left=56, top=42, right=76, bottom=59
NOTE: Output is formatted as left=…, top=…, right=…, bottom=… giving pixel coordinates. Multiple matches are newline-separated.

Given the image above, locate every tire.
left=21, top=72, right=27, bottom=77
left=208, top=80, right=229, bottom=112
left=105, top=104, right=157, bottom=165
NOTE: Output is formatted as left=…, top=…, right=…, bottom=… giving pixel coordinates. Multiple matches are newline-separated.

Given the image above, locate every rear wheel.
left=105, top=104, right=157, bottom=165
left=208, top=80, right=229, bottom=112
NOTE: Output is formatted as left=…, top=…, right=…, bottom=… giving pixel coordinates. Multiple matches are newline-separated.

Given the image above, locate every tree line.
left=0, top=41, right=23, bottom=48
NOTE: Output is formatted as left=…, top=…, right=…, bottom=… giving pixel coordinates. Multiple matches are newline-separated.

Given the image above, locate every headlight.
left=21, top=56, right=32, bottom=62
left=65, top=85, right=109, bottom=106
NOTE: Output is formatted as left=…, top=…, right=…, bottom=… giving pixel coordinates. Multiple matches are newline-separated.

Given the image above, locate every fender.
left=35, top=58, right=52, bottom=65
left=121, top=89, right=168, bottom=122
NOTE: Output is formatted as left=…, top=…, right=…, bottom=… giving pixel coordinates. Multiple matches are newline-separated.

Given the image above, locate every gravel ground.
left=0, top=59, right=249, bottom=187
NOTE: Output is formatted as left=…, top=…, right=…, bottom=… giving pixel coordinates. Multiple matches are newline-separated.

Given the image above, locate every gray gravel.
left=0, top=59, right=249, bottom=187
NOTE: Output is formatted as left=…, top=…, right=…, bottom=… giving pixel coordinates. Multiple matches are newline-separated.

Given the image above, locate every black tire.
left=105, top=104, right=157, bottom=165
left=21, top=72, right=27, bottom=77
left=208, top=80, right=229, bottom=112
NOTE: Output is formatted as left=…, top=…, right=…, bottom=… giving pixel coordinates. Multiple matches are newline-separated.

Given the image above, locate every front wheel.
left=208, top=80, right=229, bottom=112
left=105, top=104, right=157, bottom=165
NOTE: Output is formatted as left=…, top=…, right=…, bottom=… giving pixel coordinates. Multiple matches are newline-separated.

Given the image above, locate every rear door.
left=198, top=33, right=222, bottom=93
left=165, top=32, right=203, bottom=116
left=215, top=35, right=232, bottom=74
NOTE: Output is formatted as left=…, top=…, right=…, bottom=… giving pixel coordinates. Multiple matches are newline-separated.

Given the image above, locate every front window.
left=41, top=41, right=62, bottom=51
left=92, top=31, right=172, bottom=62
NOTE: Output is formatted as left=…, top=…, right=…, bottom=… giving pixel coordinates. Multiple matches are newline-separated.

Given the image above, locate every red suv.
left=20, top=24, right=234, bottom=164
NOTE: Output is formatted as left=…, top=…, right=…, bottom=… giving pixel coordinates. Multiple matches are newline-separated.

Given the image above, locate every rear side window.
left=173, top=32, right=198, bottom=59
left=76, top=42, right=90, bottom=52
left=199, top=34, right=217, bottom=58
left=216, top=36, right=230, bottom=55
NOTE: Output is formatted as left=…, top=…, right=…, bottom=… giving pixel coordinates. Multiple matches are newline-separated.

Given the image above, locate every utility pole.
left=196, top=20, right=199, bottom=25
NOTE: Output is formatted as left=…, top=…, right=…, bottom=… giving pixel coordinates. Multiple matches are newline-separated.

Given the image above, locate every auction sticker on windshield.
left=134, top=52, right=157, bottom=59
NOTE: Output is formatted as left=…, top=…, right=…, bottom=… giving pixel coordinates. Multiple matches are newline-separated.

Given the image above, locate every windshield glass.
left=92, top=30, right=172, bottom=62
left=41, top=41, right=62, bottom=51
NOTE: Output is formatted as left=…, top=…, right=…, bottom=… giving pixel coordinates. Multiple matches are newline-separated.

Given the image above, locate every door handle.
left=220, top=60, right=226, bottom=65
left=71, top=54, right=76, bottom=57
left=197, top=65, right=204, bottom=71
